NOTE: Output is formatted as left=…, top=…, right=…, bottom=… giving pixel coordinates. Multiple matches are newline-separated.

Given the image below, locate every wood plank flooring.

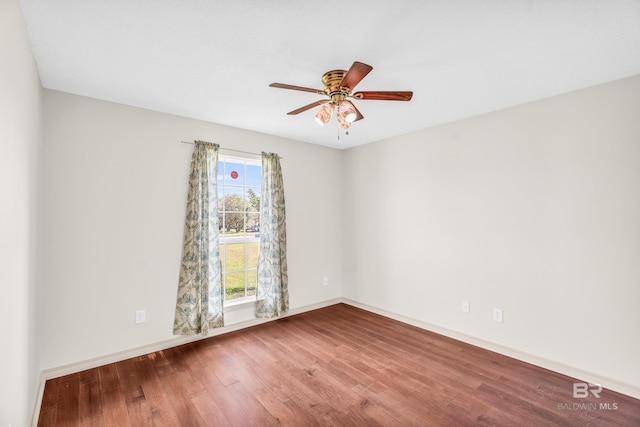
left=38, top=303, right=640, bottom=426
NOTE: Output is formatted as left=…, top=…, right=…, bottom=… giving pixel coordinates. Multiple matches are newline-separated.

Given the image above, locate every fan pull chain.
left=337, top=128, right=351, bottom=141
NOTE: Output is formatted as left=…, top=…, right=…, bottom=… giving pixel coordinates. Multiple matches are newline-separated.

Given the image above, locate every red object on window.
left=230, top=171, right=239, bottom=179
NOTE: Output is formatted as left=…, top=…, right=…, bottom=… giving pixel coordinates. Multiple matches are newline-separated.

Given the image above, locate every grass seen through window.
left=221, top=237, right=259, bottom=299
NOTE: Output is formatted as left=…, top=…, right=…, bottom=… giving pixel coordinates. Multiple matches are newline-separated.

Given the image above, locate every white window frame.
left=218, top=154, right=261, bottom=306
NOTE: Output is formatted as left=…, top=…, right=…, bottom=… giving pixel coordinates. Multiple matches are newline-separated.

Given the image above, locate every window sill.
left=224, top=297, right=256, bottom=312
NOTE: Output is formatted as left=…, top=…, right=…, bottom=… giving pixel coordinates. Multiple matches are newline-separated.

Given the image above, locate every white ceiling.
left=19, top=0, right=640, bottom=149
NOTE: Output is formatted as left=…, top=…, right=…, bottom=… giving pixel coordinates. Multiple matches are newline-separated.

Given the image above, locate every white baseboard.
left=37, top=297, right=341, bottom=382
left=31, top=297, right=341, bottom=426
left=341, top=298, right=640, bottom=400
left=32, top=296, right=638, bottom=425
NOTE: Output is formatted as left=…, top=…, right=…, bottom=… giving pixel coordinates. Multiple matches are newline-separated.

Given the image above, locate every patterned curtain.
left=173, top=141, right=224, bottom=335
left=255, top=152, right=289, bottom=318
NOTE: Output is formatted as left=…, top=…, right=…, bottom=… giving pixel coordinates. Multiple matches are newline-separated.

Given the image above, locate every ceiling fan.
left=269, top=61, right=413, bottom=129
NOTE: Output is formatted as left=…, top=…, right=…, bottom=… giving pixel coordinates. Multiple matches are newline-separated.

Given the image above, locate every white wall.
left=343, top=75, right=640, bottom=390
left=0, top=0, right=42, bottom=424
left=39, top=90, right=343, bottom=371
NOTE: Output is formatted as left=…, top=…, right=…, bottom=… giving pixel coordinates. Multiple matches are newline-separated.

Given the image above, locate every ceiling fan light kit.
left=270, top=61, right=413, bottom=130
left=314, top=103, right=334, bottom=126
left=337, top=101, right=358, bottom=128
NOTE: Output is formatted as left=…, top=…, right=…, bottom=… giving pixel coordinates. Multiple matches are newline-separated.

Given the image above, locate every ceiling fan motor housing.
left=322, top=69, right=348, bottom=102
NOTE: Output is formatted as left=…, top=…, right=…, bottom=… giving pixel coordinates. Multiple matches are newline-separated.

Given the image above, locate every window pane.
left=247, top=269, right=257, bottom=297
left=246, top=164, right=261, bottom=188
left=246, top=240, right=259, bottom=266
left=246, top=213, right=260, bottom=232
left=246, top=189, right=260, bottom=213
left=222, top=187, right=244, bottom=212
left=222, top=212, right=244, bottom=233
left=224, top=162, right=244, bottom=185
left=224, top=271, right=246, bottom=300
left=223, top=242, right=245, bottom=272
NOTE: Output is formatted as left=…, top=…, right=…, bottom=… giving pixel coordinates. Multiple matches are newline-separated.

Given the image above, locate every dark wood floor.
left=38, top=303, right=639, bottom=426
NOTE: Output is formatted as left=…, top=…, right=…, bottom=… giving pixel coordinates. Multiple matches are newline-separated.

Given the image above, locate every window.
left=218, top=156, right=261, bottom=303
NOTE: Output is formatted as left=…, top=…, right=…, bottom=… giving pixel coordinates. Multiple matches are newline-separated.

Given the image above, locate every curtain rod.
left=180, top=140, right=283, bottom=159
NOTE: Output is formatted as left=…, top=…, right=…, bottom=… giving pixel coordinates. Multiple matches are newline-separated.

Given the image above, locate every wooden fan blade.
left=287, top=100, right=329, bottom=115
left=352, top=91, right=413, bottom=101
left=269, top=83, right=325, bottom=95
left=339, top=62, right=373, bottom=91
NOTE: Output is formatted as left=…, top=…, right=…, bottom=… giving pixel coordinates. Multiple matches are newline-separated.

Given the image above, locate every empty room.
left=2, top=0, right=639, bottom=426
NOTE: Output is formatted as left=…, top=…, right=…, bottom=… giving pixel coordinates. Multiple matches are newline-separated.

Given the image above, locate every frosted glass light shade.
left=337, top=110, right=351, bottom=129
left=337, top=100, right=358, bottom=129
left=314, top=103, right=335, bottom=125
left=339, top=101, right=357, bottom=123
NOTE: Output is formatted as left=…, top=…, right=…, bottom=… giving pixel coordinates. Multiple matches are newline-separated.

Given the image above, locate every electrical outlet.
left=461, top=300, right=470, bottom=313
left=322, top=276, right=329, bottom=287
left=493, top=308, right=504, bottom=323
left=135, top=309, right=146, bottom=324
